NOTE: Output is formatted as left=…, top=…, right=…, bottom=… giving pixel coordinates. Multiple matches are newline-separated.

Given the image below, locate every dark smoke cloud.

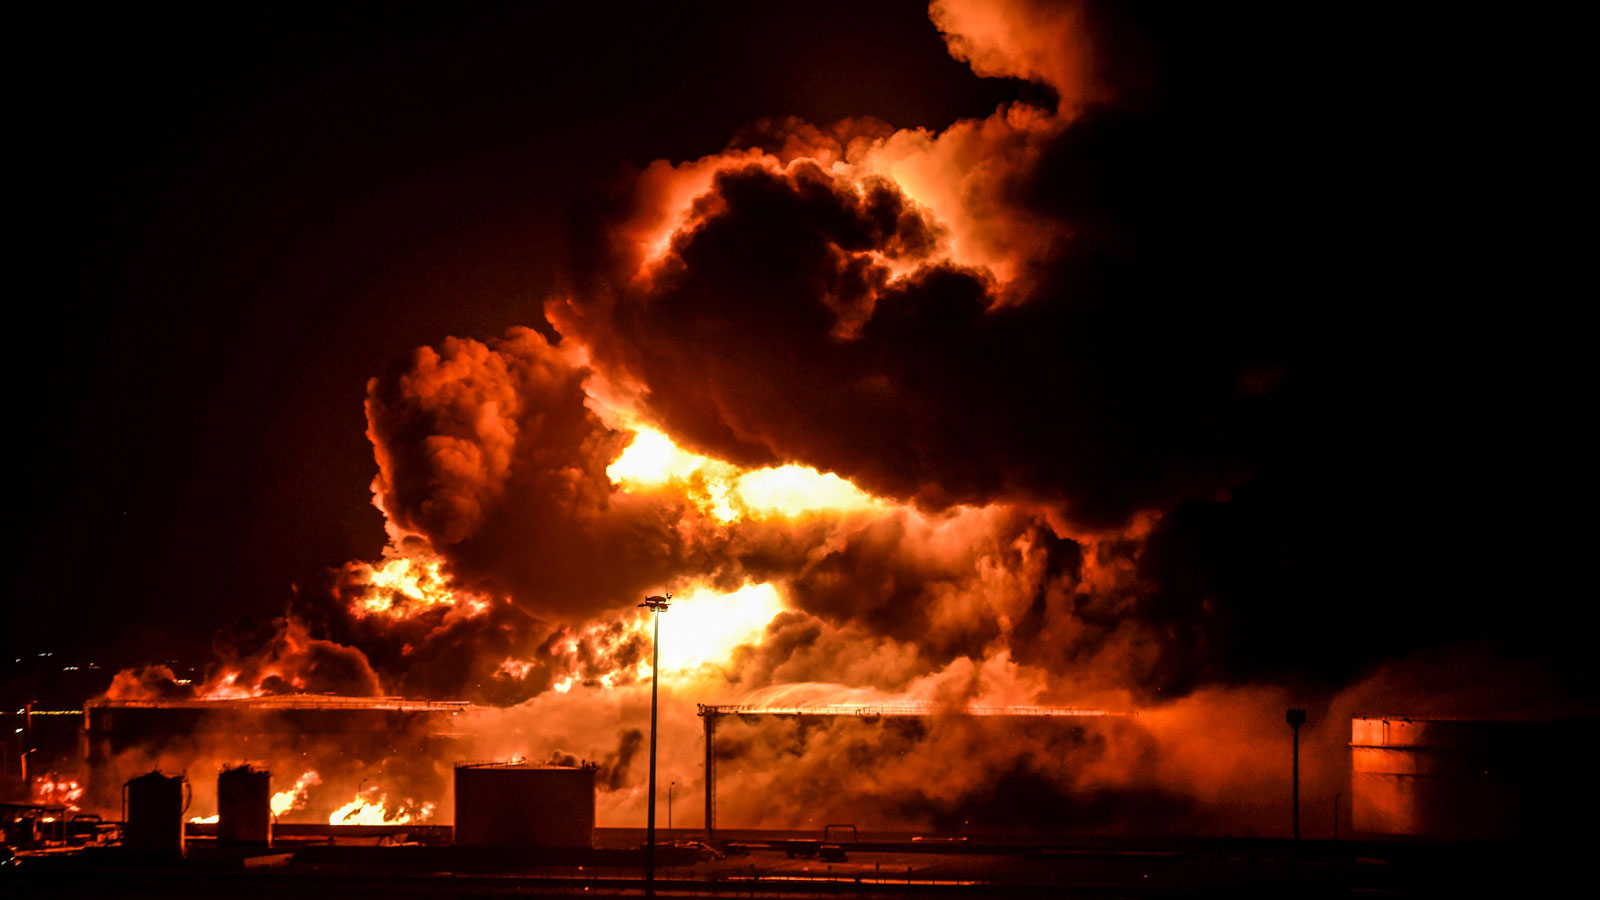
left=105, top=665, right=193, bottom=701
left=556, top=134, right=1280, bottom=532
left=367, top=328, right=630, bottom=613
left=99, top=0, right=1584, bottom=719
left=547, top=728, right=643, bottom=792
left=74, top=0, right=1592, bottom=846
left=710, top=713, right=1193, bottom=834
left=542, top=0, right=1586, bottom=699
left=362, top=327, right=750, bottom=625
left=314, top=0, right=1446, bottom=709
left=548, top=129, right=1304, bottom=689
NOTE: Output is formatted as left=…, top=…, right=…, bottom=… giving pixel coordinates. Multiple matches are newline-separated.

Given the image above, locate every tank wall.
left=217, top=766, right=272, bottom=843
left=124, top=772, right=185, bottom=853
left=454, top=766, right=594, bottom=849
left=1349, top=716, right=1586, bottom=839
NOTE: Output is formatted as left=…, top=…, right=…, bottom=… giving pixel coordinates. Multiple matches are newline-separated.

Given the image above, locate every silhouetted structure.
left=123, top=770, right=185, bottom=854
left=1287, top=708, right=1306, bottom=839
left=453, top=762, right=595, bottom=849
left=1351, top=715, right=1599, bottom=839
left=217, top=764, right=271, bottom=844
left=639, top=593, right=671, bottom=899
left=83, top=697, right=471, bottom=815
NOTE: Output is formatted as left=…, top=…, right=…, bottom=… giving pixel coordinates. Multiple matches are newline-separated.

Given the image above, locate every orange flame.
left=198, top=670, right=269, bottom=701
left=329, top=787, right=435, bottom=825
left=271, top=769, right=322, bottom=817
left=606, top=426, right=880, bottom=522
left=640, top=582, right=787, bottom=675
left=32, top=773, right=84, bottom=811
left=347, top=551, right=490, bottom=619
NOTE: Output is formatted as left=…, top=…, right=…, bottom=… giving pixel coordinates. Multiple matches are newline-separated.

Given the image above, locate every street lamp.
left=640, top=593, right=671, bottom=899
left=1286, top=708, right=1307, bottom=840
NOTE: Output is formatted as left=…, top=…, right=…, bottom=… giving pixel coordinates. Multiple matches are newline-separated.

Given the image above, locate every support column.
left=702, top=709, right=717, bottom=842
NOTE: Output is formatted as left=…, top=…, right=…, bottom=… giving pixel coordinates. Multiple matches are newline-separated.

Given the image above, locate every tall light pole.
left=669, top=780, right=675, bottom=831
left=1286, top=708, right=1307, bottom=840
left=640, top=593, right=671, bottom=899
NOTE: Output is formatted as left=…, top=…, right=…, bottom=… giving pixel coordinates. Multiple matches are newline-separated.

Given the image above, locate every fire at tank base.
left=81, top=696, right=476, bottom=823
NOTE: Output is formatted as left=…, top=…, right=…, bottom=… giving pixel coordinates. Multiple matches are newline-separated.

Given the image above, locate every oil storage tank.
left=124, top=770, right=186, bottom=853
left=1350, top=716, right=1598, bottom=839
left=454, top=762, right=595, bottom=849
left=217, top=764, right=271, bottom=844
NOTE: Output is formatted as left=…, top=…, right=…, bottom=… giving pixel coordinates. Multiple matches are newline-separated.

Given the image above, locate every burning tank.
left=83, top=696, right=475, bottom=821
left=216, top=764, right=271, bottom=843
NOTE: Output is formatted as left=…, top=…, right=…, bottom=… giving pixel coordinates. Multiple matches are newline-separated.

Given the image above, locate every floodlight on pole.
left=639, top=593, right=671, bottom=899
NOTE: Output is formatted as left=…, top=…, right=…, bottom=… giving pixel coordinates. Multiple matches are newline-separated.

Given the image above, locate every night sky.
left=8, top=2, right=1590, bottom=708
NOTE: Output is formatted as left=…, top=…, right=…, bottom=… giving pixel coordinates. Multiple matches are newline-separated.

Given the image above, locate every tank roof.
left=455, top=760, right=596, bottom=771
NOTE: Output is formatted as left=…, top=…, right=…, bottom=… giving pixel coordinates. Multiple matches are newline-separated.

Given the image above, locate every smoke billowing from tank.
left=99, top=0, right=1586, bottom=836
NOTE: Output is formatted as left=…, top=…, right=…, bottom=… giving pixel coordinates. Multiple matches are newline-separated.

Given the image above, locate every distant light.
left=13, top=728, right=20, bottom=734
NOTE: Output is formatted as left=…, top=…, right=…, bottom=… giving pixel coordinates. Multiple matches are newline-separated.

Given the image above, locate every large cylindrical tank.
left=1351, top=716, right=1597, bottom=840
left=454, top=762, right=595, bottom=849
left=217, top=764, right=272, bottom=844
left=124, top=770, right=186, bottom=853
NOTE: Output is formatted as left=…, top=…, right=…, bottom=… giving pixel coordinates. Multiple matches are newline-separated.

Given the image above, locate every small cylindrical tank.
left=124, top=770, right=186, bottom=853
left=454, top=762, right=595, bottom=849
left=217, top=764, right=272, bottom=844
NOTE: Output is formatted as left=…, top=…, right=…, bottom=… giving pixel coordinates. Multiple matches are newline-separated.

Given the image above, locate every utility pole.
left=669, top=781, right=675, bottom=831
left=640, top=594, right=671, bottom=899
left=1287, top=708, right=1307, bottom=840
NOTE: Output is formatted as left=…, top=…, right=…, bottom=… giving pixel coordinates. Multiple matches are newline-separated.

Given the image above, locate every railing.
left=453, top=759, right=598, bottom=771
left=87, top=696, right=473, bottom=712
left=697, top=703, right=1135, bottom=718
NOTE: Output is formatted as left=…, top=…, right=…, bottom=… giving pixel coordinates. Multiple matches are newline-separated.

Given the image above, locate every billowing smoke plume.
left=366, top=328, right=657, bottom=617
left=100, top=0, right=1587, bottom=837
left=107, top=618, right=381, bottom=701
